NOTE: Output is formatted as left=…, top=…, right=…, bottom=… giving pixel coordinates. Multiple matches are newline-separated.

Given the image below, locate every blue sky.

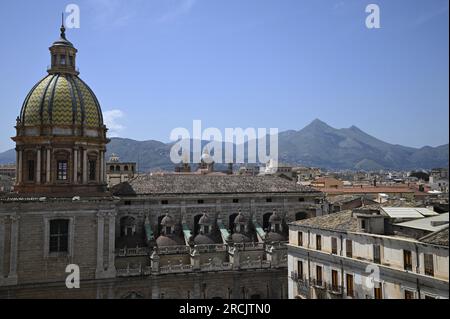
left=0, top=0, right=448, bottom=152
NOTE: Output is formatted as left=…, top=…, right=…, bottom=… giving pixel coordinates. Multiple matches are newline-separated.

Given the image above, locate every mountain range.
left=0, top=119, right=448, bottom=171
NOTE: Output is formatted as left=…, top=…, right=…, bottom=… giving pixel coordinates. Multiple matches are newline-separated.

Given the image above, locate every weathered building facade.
left=0, top=23, right=326, bottom=299
left=287, top=207, right=449, bottom=299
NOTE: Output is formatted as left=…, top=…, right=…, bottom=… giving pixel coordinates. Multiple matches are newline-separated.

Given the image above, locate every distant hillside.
left=1, top=120, right=448, bottom=171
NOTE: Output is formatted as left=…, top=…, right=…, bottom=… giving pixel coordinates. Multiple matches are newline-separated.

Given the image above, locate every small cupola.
left=48, top=14, right=79, bottom=75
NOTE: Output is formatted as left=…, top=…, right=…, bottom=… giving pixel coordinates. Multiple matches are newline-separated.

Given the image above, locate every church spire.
left=60, top=12, right=66, bottom=39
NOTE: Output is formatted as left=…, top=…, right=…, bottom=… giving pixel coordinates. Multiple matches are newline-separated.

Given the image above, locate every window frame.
left=346, top=274, right=354, bottom=297
left=297, top=231, right=303, bottom=247
left=346, top=239, right=353, bottom=258
left=424, top=254, right=434, bottom=277
left=403, top=250, right=413, bottom=271
left=89, top=159, right=97, bottom=181
left=43, top=216, right=74, bottom=258
left=57, top=160, right=69, bottom=181
left=316, top=234, right=322, bottom=251
left=331, top=237, right=338, bottom=254
left=49, top=219, right=69, bottom=253
left=373, top=244, right=381, bottom=264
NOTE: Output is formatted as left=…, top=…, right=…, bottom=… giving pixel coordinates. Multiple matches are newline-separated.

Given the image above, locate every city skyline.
left=0, top=0, right=448, bottom=153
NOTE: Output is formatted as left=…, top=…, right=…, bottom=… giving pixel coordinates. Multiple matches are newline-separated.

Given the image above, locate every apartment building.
left=287, top=207, right=449, bottom=299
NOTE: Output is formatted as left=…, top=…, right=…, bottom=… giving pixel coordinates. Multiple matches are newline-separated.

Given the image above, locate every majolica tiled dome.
left=20, top=74, right=103, bottom=128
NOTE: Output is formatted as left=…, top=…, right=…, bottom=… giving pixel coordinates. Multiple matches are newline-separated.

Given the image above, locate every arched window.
left=124, top=165, right=129, bottom=171
left=116, top=165, right=121, bottom=172
left=110, top=165, right=115, bottom=172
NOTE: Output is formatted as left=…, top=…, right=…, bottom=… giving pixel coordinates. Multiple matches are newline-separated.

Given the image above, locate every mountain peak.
left=303, top=119, right=334, bottom=131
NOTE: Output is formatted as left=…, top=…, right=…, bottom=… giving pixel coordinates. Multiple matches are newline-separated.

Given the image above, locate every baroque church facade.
left=0, top=25, right=325, bottom=299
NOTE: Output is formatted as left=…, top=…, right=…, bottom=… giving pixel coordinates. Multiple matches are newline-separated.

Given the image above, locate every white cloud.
left=103, top=109, right=125, bottom=137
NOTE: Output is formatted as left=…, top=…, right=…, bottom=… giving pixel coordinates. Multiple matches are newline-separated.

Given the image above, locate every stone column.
left=46, top=148, right=51, bottom=183
left=107, top=212, right=116, bottom=274
left=96, top=212, right=105, bottom=277
left=82, top=148, right=88, bottom=184
left=15, top=150, right=19, bottom=184
left=0, top=217, right=5, bottom=278
left=36, top=148, right=41, bottom=184
left=73, top=148, right=78, bottom=184
left=9, top=215, right=19, bottom=279
left=17, top=150, right=23, bottom=184
left=100, top=151, right=105, bottom=184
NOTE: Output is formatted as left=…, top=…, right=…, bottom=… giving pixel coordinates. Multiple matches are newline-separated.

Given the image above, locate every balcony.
left=328, top=284, right=343, bottom=295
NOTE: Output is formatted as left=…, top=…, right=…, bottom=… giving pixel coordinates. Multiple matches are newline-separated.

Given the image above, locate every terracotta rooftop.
left=291, top=210, right=358, bottom=232
left=112, top=174, right=319, bottom=196
left=420, top=227, right=449, bottom=247
left=319, top=186, right=425, bottom=195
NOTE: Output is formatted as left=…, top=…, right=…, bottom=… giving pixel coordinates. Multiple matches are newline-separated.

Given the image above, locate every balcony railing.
left=158, top=246, right=190, bottom=255
left=116, top=246, right=149, bottom=257
left=234, top=242, right=265, bottom=251
left=200, top=262, right=233, bottom=272
left=116, top=264, right=142, bottom=277
left=240, top=259, right=271, bottom=270
left=160, top=264, right=193, bottom=274
left=193, top=244, right=227, bottom=253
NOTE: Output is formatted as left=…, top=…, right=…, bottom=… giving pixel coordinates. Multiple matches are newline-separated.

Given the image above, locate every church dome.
left=19, top=74, right=103, bottom=129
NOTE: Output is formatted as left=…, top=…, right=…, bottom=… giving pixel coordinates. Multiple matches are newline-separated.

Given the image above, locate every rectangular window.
left=198, top=199, right=204, bottom=204
left=161, top=200, right=168, bottom=205
left=60, top=55, right=66, bottom=65
left=297, top=232, right=303, bottom=247
left=69, top=55, right=73, bottom=66
left=331, top=270, right=339, bottom=290
left=316, top=265, right=322, bottom=286
left=424, top=254, right=434, bottom=277
left=297, top=260, right=303, bottom=280
left=57, top=160, right=68, bottom=181
left=266, top=198, right=272, bottom=203
left=404, top=250, right=412, bottom=271
left=373, top=245, right=381, bottom=264
left=298, top=197, right=305, bottom=202
left=89, top=160, right=96, bottom=181
left=28, top=160, right=35, bottom=181
left=374, top=284, right=383, bottom=299
left=331, top=237, right=338, bottom=254
left=233, top=199, right=239, bottom=203
left=361, top=219, right=366, bottom=230
left=49, top=219, right=69, bottom=253
left=346, top=239, right=353, bottom=258
left=404, top=290, right=414, bottom=299
left=346, top=274, right=354, bottom=297
left=316, top=235, right=322, bottom=251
